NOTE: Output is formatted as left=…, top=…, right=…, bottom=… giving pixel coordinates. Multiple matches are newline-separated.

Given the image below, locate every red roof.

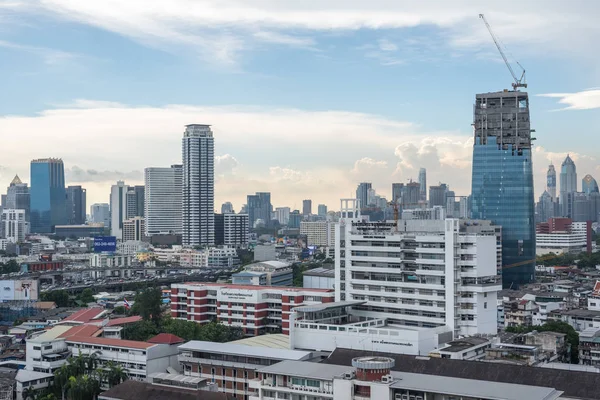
left=147, top=333, right=184, bottom=345
left=65, top=335, right=155, bottom=350
left=180, top=282, right=333, bottom=293
left=106, top=316, right=142, bottom=327
left=59, top=325, right=101, bottom=338
left=65, top=308, right=105, bottom=323
left=593, top=280, right=600, bottom=296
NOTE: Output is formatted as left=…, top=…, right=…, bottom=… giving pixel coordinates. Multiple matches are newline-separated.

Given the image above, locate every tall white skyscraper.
left=90, top=203, right=110, bottom=228
left=182, top=124, right=214, bottom=246
left=110, top=181, right=129, bottom=239
left=145, top=165, right=183, bottom=236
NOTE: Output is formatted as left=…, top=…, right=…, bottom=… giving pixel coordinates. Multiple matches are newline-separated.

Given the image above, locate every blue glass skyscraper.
left=30, top=158, right=67, bottom=233
left=471, top=91, right=535, bottom=288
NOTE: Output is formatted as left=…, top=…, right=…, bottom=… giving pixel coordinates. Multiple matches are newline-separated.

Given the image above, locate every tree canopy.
left=122, top=316, right=243, bottom=342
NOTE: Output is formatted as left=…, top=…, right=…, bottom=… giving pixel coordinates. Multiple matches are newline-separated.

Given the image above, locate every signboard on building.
left=217, top=289, right=258, bottom=303
left=94, top=236, right=117, bottom=253
left=0, top=281, right=14, bottom=301
left=0, top=279, right=38, bottom=301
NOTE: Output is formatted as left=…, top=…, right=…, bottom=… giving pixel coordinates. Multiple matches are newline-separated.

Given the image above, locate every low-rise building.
left=579, top=327, right=600, bottom=367
left=302, top=267, right=335, bottom=290
left=429, top=336, right=491, bottom=360
left=207, top=247, right=240, bottom=269
left=232, top=261, right=292, bottom=287
left=536, top=218, right=590, bottom=255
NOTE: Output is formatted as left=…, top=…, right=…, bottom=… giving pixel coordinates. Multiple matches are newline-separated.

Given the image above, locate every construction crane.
left=388, top=198, right=399, bottom=231
left=502, top=252, right=563, bottom=270
left=479, top=14, right=527, bottom=91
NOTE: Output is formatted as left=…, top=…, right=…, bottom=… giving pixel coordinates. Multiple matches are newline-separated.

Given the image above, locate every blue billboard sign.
left=94, top=236, right=117, bottom=252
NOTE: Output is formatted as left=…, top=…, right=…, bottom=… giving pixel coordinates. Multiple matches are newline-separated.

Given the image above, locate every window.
left=484, top=302, right=488, bottom=309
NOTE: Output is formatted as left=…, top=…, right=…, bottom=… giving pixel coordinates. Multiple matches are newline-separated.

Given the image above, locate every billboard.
left=0, top=279, right=38, bottom=301
left=94, top=236, right=117, bottom=253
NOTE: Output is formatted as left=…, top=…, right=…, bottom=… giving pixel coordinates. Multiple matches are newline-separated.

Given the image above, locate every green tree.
left=103, top=361, right=128, bottom=388
left=67, top=375, right=101, bottom=400
left=130, top=288, right=162, bottom=324
left=78, top=289, right=95, bottom=304
left=23, top=387, right=36, bottom=400
left=122, top=320, right=159, bottom=341
left=41, top=290, right=71, bottom=308
left=112, top=306, right=127, bottom=315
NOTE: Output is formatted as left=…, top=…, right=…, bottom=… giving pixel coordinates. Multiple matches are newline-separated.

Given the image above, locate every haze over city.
left=1, top=1, right=599, bottom=209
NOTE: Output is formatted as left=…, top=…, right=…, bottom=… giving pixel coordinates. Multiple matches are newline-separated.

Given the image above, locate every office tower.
left=5, top=175, right=30, bottom=221
left=582, top=174, right=599, bottom=195
left=536, top=191, right=555, bottom=223
left=90, top=203, right=110, bottom=228
left=547, top=164, right=557, bottom=201
left=418, top=167, right=427, bottom=201
left=288, top=210, right=302, bottom=229
left=274, top=207, right=290, bottom=225
left=221, top=202, right=234, bottom=214
left=335, top=200, right=501, bottom=336
left=302, top=199, right=312, bottom=216
left=30, top=158, right=66, bottom=233
left=318, top=204, right=327, bottom=217
left=145, top=165, right=183, bottom=236
left=247, top=192, right=272, bottom=228
left=122, top=217, right=146, bottom=242
left=560, top=155, right=577, bottom=218
left=355, top=182, right=372, bottom=209
left=214, top=213, right=249, bottom=247
left=429, top=184, right=447, bottom=207
left=1, top=209, right=28, bottom=242
left=573, top=193, right=593, bottom=222
left=401, top=181, right=420, bottom=209
left=110, top=180, right=129, bottom=239
left=391, top=183, right=403, bottom=204
left=182, top=124, right=215, bottom=246
left=66, top=185, right=86, bottom=225
left=133, top=185, right=145, bottom=217
left=471, top=90, right=535, bottom=287
left=0, top=195, right=5, bottom=210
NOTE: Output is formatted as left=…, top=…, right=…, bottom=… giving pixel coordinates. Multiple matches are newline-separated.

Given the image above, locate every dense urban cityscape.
left=2, top=3, right=600, bottom=400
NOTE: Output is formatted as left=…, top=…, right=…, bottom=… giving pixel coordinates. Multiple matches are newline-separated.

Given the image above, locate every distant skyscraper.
left=221, top=202, right=234, bottom=214
left=536, top=191, right=555, bottom=223
left=30, top=158, right=67, bottom=233
left=318, top=204, right=327, bottom=217
left=145, top=165, right=183, bottom=236
left=66, top=185, right=86, bottom=225
left=429, top=184, right=447, bottom=207
left=391, top=183, right=403, bottom=203
left=401, top=181, right=420, bottom=209
left=418, top=168, right=427, bottom=201
left=582, top=174, right=599, bottom=195
left=356, top=182, right=372, bottom=209
left=471, top=90, right=535, bottom=287
left=302, top=200, right=312, bottom=216
left=1, top=209, right=27, bottom=242
left=214, top=213, right=249, bottom=247
left=560, top=155, right=577, bottom=218
left=90, top=203, right=110, bottom=228
left=274, top=207, right=290, bottom=225
left=182, top=124, right=215, bottom=246
left=288, top=210, right=302, bottom=229
left=546, top=164, right=557, bottom=201
left=5, top=175, right=30, bottom=221
left=247, top=192, right=272, bottom=228
left=110, top=181, right=129, bottom=239
left=125, top=185, right=145, bottom=219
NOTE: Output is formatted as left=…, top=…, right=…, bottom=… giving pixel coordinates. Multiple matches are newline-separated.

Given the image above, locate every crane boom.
left=479, top=14, right=527, bottom=91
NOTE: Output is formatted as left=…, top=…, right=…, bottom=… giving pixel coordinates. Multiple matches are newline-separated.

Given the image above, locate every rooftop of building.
left=28, top=325, right=73, bottom=342
left=257, top=360, right=352, bottom=381
left=179, top=341, right=312, bottom=361
left=98, top=380, right=232, bottom=400
left=555, top=309, right=600, bottom=318
left=106, top=316, right=142, bottom=327
left=58, top=325, right=101, bottom=338
left=66, top=336, right=156, bottom=350
left=147, top=333, right=185, bottom=345
left=230, top=334, right=289, bottom=349
left=293, top=300, right=366, bottom=313
left=438, top=337, right=490, bottom=353
left=323, top=348, right=598, bottom=400
left=243, top=261, right=291, bottom=271
left=178, top=282, right=333, bottom=293
left=63, top=308, right=106, bottom=324
left=15, top=369, right=52, bottom=383
left=302, top=267, right=335, bottom=278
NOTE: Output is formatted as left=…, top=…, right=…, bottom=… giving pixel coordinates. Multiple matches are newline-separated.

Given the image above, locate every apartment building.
left=170, top=283, right=334, bottom=336
left=335, top=199, right=501, bottom=338
left=299, top=221, right=335, bottom=247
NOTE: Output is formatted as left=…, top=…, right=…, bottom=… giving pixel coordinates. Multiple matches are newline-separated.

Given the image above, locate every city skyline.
left=1, top=2, right=600, bottom=209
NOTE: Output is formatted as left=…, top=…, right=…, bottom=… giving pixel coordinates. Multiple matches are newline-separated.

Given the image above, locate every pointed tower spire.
left=10, top=175, right=22, bottom=185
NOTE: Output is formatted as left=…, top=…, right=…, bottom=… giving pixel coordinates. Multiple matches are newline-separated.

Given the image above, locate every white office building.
left=90, top=203, right=110, bottom=228
left=110, top=181, right=129, bottom=239
left=1, top=209, right=28, bottom=242
left=144, top=165, right=183, bottom=236
left=182, top=124, right=214, bottom=246
left=335, top=199, right=501, bottom=338
left=274, top=207, right=290, bottom=225
left=536, top=221, right=588, bottom=255
left=300, top=221, right=335, bottom=247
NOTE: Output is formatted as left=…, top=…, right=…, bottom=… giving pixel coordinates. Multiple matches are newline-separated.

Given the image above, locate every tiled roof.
left=58, top=325, right=101, bottom=338
left=98, top=380, right=233, bottom=400
left=106, top=316, right=142, bottom=327
left=179, top=282, right=333, bottom=293
left=66, top=336, right=156, bottom=350
left=64, top=308, right=105, bottom=323
left=147, top=333, right=185, bottom=345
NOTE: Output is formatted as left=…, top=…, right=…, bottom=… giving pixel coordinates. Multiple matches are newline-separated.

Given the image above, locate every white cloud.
left=253, top=31, right=315, bottom=47
left=538, top=89, right=600, bottom=110
left=0, top=39, right=79, bottom=65
left=215, top=154, right=239, bottom=177
left=65, top=166, right=143, bottom=183
left=378, top=38, right=398, bottom=52
left=352, top=158, right=388, bottom=174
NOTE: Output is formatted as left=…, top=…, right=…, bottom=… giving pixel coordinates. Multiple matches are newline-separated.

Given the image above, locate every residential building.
left=302, top=200, right=312, bottom=217
left=178, top=341, right=312, bottom=399
left=214, top=213, right=249, bottom=248
left=299, top=221, right=335, bottom=247
left=30, top=158, right=66, bottom=233
left=5, top=175, right=30, bottom=221
left=1, top=209, right=28, bottom=242
left=65, top=185, right=86, bottom=225
left=145, top=165, right=183, bottom=236
left=126, top=185, right=145, bottom=218
left=274, top=207, right=290, bottom=225
left=418, top=167, right=427, bottom=201
left=428, top=184, right=447, bottom=207
left=232, top=261, right=293, bottom=286
left=122, top=217, right=147, bottom=242
left=221, top=202, right=234, bottom=214
left=170, top=283, right=334, bottom=335
left=547, top=164, right=557, bottom=201
left=560, top=155, right=577, bottom=218
left=207, top=247, right=240, bottom=268
left=536, top=218, right=590, bottom=255
left=110, top=181, right=129, bottom=239
left=247, top=193, right=271, bottom=229
left=335, top=199, right=501, bottom=338
left=182, top=124, right=215, bottom=247
left=579, top=327, right=600, bottom=367
left=471, top=90, right=535, bottom=288
left=317, top=204, right=327, bottom=218
left=355, top=182, right=371, bottom=209
left=90, top=203, right=110, bottom=228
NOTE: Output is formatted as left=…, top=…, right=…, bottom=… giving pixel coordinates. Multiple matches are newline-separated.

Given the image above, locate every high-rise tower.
left=546, top=164, right=557, bottom=201
left=182, top=124, right=214, bottom=246
left=66, top=185, right=86, bottom=225
left=418, top=168, right=427, bottom=201
left=559, top=155, right=577, bottom=218
left=110, top=181, right=129, bottom=239
left=145, top=165, right=183, bottom=236
left=5, top=175, right=30, bottom=221
left=30, top=158, right=67, bottom=233
left=471, top=91, right=535, bottom=288
left=355, top=183, right=372, bottom=210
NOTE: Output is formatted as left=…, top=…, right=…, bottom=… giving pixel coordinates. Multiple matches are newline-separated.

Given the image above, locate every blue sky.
left=1, top=1, right=599, bottom=210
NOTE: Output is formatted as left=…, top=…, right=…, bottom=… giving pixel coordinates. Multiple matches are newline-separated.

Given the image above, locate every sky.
left=1, top=0, right=600, bottom=212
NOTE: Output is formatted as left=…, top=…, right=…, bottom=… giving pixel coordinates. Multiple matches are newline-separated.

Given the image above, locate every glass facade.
left=30, top=159, right=66, bottom=233
left=471, top=91, right=535, bottom=288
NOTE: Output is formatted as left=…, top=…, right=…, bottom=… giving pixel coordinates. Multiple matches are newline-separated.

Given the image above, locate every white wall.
left=303, top=275, right=334, bottom=290
left=475, top=235, right=497, bottom=277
